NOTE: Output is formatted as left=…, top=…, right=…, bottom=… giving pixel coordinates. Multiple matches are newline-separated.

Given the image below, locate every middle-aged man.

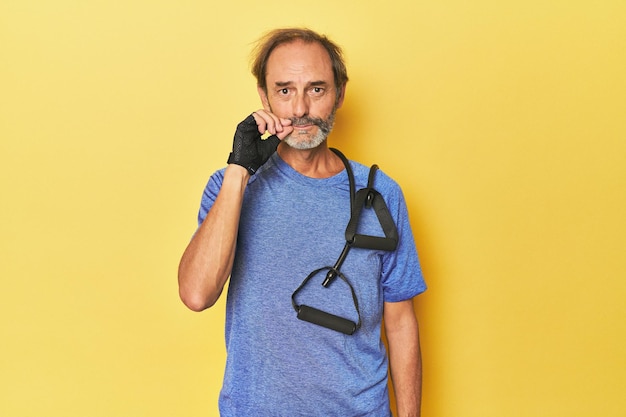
left=179, top=28, right=427, bottom=417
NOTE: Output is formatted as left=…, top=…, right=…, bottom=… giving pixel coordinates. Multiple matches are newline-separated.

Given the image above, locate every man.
left=179, top=28, right=426, bottom=417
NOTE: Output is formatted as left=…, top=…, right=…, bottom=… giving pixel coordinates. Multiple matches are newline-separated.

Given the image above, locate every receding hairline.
left=249, top=28, right=349, bottom=92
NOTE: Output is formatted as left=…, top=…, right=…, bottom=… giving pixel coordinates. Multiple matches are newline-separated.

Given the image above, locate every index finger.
left=252, top=109, right=291, bottom=136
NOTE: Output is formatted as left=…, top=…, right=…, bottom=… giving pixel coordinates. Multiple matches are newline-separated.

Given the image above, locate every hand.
left=227, top=111, right=293, bottom=175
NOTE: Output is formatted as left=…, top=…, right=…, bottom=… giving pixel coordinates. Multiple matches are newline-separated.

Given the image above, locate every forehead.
left=265, top=40, right=333, bottom=83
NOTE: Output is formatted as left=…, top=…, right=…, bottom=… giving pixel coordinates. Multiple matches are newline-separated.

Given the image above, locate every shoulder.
left=349, top=159, right=404, bottom=196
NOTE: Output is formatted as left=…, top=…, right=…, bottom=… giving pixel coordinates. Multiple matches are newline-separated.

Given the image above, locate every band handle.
left=296, top=305, right=357, bottom=335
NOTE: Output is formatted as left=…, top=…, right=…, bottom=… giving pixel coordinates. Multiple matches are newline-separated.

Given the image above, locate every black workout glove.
left=227, top=114, right=280, bottom=175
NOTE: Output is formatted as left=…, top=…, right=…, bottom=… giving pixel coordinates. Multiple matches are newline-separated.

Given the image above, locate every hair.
left=250, top=28, right=349, bottom=94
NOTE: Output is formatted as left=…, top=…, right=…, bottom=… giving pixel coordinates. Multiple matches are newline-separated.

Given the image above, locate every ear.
left=257, top=86, right=271, bottom=110
left=335, top=84, right=347, bottom=109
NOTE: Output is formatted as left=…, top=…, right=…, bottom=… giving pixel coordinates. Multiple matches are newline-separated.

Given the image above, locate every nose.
left=292, top=92, right=309, bottom=118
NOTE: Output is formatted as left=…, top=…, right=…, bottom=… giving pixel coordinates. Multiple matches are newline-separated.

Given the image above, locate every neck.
left=277, top=141, right=344, bottom=178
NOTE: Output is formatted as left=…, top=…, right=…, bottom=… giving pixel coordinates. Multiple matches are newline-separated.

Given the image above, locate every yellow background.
left=1, top=0, right=625, bottom=416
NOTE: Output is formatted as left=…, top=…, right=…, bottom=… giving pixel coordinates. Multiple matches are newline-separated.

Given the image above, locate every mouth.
left=290, top=116, right=322, bottom=130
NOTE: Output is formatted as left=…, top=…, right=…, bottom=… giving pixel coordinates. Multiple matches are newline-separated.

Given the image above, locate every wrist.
left=225, top=163, right=251, bottom=181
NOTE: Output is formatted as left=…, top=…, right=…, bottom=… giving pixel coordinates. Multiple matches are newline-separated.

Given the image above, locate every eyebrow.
left=273, top=80, right=329, bottom=88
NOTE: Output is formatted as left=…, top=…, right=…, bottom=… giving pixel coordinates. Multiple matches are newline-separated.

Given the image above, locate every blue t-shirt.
left=198, top=152, right=426, bottom=417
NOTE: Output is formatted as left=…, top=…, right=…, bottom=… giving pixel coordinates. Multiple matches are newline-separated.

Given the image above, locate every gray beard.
left=282, top=110, right=336, bottom=150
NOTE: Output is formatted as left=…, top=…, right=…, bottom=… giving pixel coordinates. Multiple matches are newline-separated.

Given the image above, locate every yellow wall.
left=1, top=1, right=625, bottom=416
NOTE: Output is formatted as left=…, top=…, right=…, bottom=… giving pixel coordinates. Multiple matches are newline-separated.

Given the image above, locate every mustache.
left=289, top=116, right=333, bottom=134
left=289, top=116, right=325, bottom=126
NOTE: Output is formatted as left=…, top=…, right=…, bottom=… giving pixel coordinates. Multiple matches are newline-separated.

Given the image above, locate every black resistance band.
left=291, top=148, right=399, bottom=335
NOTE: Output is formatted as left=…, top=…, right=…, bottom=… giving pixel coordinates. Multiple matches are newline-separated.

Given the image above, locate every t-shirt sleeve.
left=379, top=180, right=427, bottom=302
left=197, top=169, right=225, bottom=226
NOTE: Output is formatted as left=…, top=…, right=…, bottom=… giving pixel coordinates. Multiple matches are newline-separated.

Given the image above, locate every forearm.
left=178, top=164, right=249, bottom=311
left=385, top=300, right=422, bottom=417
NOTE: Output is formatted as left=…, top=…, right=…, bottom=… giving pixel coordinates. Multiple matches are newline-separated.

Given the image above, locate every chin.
left=283, top=132, right=328, bottom=150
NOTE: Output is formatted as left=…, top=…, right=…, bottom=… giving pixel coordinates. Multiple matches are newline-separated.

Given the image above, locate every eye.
left=309, top=86, right=325, bottom=96
left=279, top=88, right=289, bottom=95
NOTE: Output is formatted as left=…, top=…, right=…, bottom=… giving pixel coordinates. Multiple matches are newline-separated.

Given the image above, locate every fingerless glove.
left=227, top=114, right=280, bottom=175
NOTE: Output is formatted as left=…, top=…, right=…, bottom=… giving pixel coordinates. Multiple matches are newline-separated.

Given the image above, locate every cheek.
left=314, top=101, right=337, bottom=119
left=266, top=97, right=290, bottom=116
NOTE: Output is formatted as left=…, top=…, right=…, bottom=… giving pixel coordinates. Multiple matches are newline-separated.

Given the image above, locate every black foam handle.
left=351, top=234, right=398, bottom=251
left=297, top=305, right=357, bottom=335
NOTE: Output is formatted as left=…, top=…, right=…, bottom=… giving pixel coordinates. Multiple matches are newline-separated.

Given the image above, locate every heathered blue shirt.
left=198, top=152, right=426, bottom=417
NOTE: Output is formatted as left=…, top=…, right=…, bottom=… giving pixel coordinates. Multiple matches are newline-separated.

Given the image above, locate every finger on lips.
left=253, top=109, right=290, bottom=135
